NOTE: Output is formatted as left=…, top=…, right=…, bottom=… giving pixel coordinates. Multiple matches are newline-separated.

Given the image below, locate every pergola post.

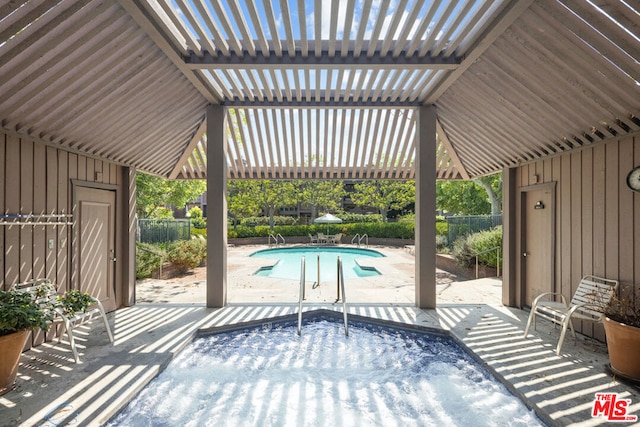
left=415, top=105, right=437, bottom=309
left=122, top=167, right=136, bottom=307
left=502, top=167, right=517, bottom=307
left=206, top=105, right=227, bottom=307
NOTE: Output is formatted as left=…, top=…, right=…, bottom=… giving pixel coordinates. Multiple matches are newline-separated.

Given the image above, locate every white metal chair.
left=308, top=234, right=318, bottom=245
left=328, top=233, right=343, bottom=244
left=523, top=275, right=618, bottom=355
left=12, top=278, right=114, bottom=363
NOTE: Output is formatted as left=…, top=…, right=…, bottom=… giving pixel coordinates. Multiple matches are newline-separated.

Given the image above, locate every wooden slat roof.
left=1, top=1, right=638, bottom=180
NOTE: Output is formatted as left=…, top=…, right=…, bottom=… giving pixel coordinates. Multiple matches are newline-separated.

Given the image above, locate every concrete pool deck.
left=1, top=246, right=639, bottom=426
left=135, top=245, right=497, bottom=305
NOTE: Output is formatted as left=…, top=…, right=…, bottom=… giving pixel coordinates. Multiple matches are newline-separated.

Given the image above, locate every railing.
left=268, top=233, right=285, bottom=247
left=136, top=245, right=166, bottom=277
left=137, top=218, right=190, bottom=244
left=297, top=256, right=306, bottom=336
left=298, top=256, right=348, bottom=337
left=472, top=246, right=501, bottom=279
left=337, top=256, right=349, bottom=336
left=350, top=233, right=369, bottom=248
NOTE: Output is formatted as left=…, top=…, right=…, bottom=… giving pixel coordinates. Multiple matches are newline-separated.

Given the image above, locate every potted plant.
left=603, top=291, right=640, bottom=382
left=0, top=286, right=53, bottom=395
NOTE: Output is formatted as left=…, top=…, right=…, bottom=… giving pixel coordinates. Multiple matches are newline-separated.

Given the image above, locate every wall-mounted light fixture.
left=534, top=201, right=545, bottom=210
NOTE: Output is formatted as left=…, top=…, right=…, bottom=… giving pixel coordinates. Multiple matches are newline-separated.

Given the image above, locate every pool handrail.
left=350, top=233, right=368, bottom=248
left=297, top=256, right=305, bottom=336
left=338, top=257, right=349, bottom=337
left=268, top=233, right=286, bottom=248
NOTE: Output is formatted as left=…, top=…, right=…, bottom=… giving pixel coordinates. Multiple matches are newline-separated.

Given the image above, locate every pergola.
left=2, top=1, right=638, bottom=308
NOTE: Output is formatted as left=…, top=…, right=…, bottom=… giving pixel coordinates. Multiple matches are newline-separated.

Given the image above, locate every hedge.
left=228, top=222, right=415, bottom=239
left=240, top=216, right=298, bottom=226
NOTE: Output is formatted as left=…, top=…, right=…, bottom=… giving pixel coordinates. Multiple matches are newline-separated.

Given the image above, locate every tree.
left=435, top=173, right=503, bottom=216
left=473, top=174, right=502, bottom=215
left=254, top=180, right=298, bottom=229
left=436, top=180, right=490, bottom=215
left=136, top=173, right=206, bottom=218
left=297, top=180, right=346, bottom=220
left=227, top=180, right=261, bottom=227
left=350, top=181, right=415, bottom=221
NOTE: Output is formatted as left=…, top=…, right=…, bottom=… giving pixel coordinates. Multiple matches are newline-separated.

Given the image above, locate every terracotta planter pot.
left=604, top=317, right=640, bottom=382
left=0, top=330, right=30, bottom=395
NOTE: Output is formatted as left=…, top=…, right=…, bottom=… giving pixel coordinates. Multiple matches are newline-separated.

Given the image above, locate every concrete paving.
left=1, top=246, right=639, bottom=426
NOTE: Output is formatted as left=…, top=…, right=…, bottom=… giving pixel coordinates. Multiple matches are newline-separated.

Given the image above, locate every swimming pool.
left=251, top=246, right=384, bottom=281
left=108, top=311, right=545, bottom=426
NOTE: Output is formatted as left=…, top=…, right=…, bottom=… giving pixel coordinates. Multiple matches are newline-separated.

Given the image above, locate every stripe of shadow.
left=25, top=364, right=131, bottom=426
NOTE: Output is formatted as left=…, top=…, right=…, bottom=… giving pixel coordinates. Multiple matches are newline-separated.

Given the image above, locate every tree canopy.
left=136, top=173, right=206, bottom=218
left=350, top=181, right=415, bottom=221
left=296, top=180, right=346, bottom=220
left=436, top=173, right=502, bottom=215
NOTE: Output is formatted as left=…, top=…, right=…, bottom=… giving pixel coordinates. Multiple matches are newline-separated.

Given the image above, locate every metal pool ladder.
left=297, top=256, right=305, bottom=335
left=297, top=256, right=349, bottom=337
left=268, top=233, right=285, bottom=247
left=350, top=233, right=368, bottom=248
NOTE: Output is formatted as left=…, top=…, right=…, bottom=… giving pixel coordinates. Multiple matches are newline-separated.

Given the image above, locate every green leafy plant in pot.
left=603, top=290, right=640, bottom=382
left=0, top=287, right=53, bottom=395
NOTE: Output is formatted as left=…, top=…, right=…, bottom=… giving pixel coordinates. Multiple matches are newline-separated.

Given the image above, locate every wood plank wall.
left=516, top=136, right=639, bottom=339
left=0, top=130, right=123, bottom=347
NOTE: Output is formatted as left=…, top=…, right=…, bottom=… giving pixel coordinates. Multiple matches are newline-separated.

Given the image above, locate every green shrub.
left=227, top=222, right=416, bottom=240
left=436, top=235, right=448, bottom=252
left=166, top=239, right=207, bottom=273
left=336, top=213, right=383, bottom=223
left=240, top=216, right=297, bottom=226
left=340, top=222, right=414, bottom=239
left=397, top=213, right=415, bottom=223
left=191, top=227, right=207, bottom=239
left=435, top=222, right=448, bottom=236
left=254, top=225, right=272, bottom=236
left=136, top=242, right=165, bottom=279
left=188, top=206, right=203, bottom=218
left=191, top=217, right=206, bottom=229
left=270, top=225, right=311, bottom=237
left=452, top=226, right=502, bottom=268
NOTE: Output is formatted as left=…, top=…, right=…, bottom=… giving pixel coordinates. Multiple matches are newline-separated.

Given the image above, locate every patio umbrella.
left=314, top=213, right=342, bottom=234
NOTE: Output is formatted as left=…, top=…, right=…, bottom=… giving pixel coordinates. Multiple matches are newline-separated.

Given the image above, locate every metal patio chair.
left=523, top=275, right=618, bottom=355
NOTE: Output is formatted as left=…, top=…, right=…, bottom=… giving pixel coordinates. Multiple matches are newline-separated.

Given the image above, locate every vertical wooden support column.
left=207, top=105, right=227, bottom=307
left=122, top=167, right=136, bottom=307
left=502, top=167, right=517, bottom=306
left=415, top=105, right=437, bottom=309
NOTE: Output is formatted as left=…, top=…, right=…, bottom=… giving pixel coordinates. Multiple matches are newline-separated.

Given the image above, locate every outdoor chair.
left=523, top=275, right=618, bottom=355
left=308, top=234, right=318, bottom=245
left=317, top=233, right=328, bottom=244
left=12, top=278, right=114, bottom=363
left=328, top=233, right=343, bottom=244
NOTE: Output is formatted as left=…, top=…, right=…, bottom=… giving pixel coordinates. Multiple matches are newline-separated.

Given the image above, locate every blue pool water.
left=251, top=246, right=384, bottom=281
left=108, top=315, right=544, bottom=426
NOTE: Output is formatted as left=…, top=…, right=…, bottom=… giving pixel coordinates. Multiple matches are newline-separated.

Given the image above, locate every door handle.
left=523, top=252, right=529, bottom=257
